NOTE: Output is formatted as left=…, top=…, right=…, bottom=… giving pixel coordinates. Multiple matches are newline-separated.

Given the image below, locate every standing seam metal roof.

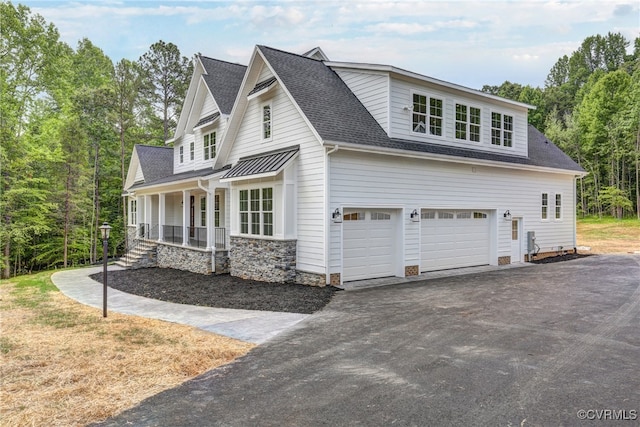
left=221, top=146, right=300, bottom=179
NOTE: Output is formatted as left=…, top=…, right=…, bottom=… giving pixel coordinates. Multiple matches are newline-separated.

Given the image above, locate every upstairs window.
left=455, top=104, right=481, bottom=142
left=204, top=132, right=216, bottom=160
left=190, top=141, right=195, bottom=161
left=491, top=112, right=514, bottom=147
left=262, top=103, right=272, bottom=141
left=179, top=146, right=184, bottom=163
left=541, top=193, right=549, bottom=220
left=412, top=93, right=443, bottom=136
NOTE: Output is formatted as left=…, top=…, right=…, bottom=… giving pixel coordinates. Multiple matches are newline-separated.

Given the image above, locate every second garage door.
left=421, top=209, right=490, bottom=272
left=343, top=209, right=397, bottom=281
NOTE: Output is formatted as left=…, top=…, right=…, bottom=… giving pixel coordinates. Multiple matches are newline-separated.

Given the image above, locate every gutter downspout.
left=325, top=146, right=339, bottom=285
left=198, top=178, right=216, bottom=273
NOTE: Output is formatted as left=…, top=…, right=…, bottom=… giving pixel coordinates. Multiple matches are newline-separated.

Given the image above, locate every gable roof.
left=134, top=145, right=174, bottom=184
left=198, top=55, right=247, bottom=114
left=257, top=45, right=390, bottom=148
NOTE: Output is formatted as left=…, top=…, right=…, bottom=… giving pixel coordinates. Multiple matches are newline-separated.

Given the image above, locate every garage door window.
left=344, top=212, right=364, bottom=221
left=457, top=212, right=472, bottom=219
left=421, top=211, right=435, bottom=220
left=473, top=212, right=487, bottom=219
left=371, top=212, right=391, bottom=220
left=438, top=212, right=454, bottom=219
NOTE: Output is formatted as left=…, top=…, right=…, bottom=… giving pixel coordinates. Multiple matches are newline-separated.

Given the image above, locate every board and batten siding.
left=226, top=82, right=327, bottom=275
left=328, top=150, right=576, bottom=273
left=334, top=69, right=390, bottom=133
left=389, top=77, right=529, bottom=158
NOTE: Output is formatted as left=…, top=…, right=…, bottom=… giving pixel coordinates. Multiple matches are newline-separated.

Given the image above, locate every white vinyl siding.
left=389, top=76, right=529, bottom=157
left=329, top=151, right=577, bottom=273
left=227, top=80, right=326, bottom=275
left=334, top=69, right=390, bottom=132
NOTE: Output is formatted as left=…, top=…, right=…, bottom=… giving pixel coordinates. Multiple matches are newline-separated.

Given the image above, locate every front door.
left=511, top=218, right=522, bottom=263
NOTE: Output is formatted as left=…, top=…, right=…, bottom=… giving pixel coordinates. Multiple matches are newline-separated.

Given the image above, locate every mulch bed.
left=90, top=268, right=338, bottom=314
left=529, top=253, right=592, bottom=264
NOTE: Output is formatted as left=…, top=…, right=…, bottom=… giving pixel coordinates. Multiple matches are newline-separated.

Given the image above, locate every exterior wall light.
left=410, top=209, right=420, bottom=222
left=332, top=208, right=342, bottom=223
left=503, top=210, right=512, bottom=220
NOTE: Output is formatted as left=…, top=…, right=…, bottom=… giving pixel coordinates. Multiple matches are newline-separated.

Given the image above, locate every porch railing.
left=143, top=224, right=227, bottom=250
left=163, top=225, right=183, bottom=244
left=215, top=227, right=226, bottom=250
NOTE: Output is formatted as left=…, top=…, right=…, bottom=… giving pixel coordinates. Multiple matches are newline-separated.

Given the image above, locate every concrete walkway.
left=51, top=266, right=310, bottom=344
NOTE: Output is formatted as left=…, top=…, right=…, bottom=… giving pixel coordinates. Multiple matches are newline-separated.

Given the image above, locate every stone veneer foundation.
left=498, top=256, right=511, bottom=265
left=157, top=244, right=212, bottom=275
left=230, top=236, right=297, bottom=283
left=405, top=265, right=419, bottom=276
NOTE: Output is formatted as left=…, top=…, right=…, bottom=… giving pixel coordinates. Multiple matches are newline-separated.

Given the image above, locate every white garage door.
left=343, top=209, right=396, bottom=281
left=421, top=209, right=490, bottom=272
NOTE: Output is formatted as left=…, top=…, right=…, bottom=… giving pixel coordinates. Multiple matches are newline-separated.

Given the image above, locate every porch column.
left=208, top=184, right=216, bottom=250
left=144, top=195, right=152, bottom=238
left=182, top=190, right=190, bottom=246
left=158, top=193, right=165, bottom=242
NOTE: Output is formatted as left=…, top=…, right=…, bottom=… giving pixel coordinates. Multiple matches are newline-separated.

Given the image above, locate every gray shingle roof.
left=129, top=165, right=231, bottom=190
left=221, top=146, right=299, bottom=180
left=198, top=55, right=247, bottom=114
left=135, top=145, right=173, bottom=184
left=258, top=45, right=583, bottom=173
left=258, top=46, right=390, bottom=147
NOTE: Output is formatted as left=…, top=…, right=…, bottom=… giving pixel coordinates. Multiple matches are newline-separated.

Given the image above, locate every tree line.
left=1, top=2, right=639, bottom=277
left=1, top=2, right=191, bottom=277
left=481, top=33, right=640, bottom=220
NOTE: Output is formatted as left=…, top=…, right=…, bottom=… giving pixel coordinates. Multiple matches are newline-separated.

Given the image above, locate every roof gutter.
left=323, top=140, right=587, bottom=177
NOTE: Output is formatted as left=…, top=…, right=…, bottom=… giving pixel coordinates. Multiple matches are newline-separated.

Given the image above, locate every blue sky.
left=20, top=0, right=639, bottom=89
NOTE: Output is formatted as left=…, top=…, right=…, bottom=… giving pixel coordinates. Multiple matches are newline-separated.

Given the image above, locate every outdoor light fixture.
left=410, top=209, right=420, bottom=222
left=332, top=208, right=342, bottom=223
left=99, top=222, right=111, bottom=318
left=503, top=210, right=512, bottom=220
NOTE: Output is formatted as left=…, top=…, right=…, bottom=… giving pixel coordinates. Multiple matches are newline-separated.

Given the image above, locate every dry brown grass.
left=0, top=274, right=255, bottom=427
left=576, top=217, right=640, bottom=254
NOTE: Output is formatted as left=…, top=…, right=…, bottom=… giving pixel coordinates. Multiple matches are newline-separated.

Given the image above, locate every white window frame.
left=261, top=102, right=273, bottom=141
left=179, top=146, right=184, bottom=163
left=411, top=91, right=444, bottom=137
left=199, top=195, right=206, bottom=227
left=455, top=102, right=481, bottom=143
left=130, top=199, right=137, bottom=225
left=555, top=193, right=562, bottom=220
left=239, top=186, right=274, bottom=237
left=541, top=192, right=549, bottom=220
left=214, top=194, right=220, bottom=228
left=491, top=111, right=514, bottom=147
left=190, top=141, right=195, bottom=161
left=204, top=131, right=216, bottom=160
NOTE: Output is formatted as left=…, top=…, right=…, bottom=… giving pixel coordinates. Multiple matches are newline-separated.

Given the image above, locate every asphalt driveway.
left=94, top=254, right=640, bottom=426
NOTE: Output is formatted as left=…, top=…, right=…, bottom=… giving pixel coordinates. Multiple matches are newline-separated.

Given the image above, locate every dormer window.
left=491, top=112, right=513, bottom=147
left=190, top=141, right=195, bottom=161
left=204, top=131, right=216, bottom=160
left=412, top=93, right=442, bottom=136
left=455, top=103, right=481, bottom=142
left=179, top=146, right=184, bottom=163
left=262, top=102, right=272, bottom=141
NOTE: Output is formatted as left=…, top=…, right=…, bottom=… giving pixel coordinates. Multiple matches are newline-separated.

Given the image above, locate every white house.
left=123, top=45, right=585, bottom=286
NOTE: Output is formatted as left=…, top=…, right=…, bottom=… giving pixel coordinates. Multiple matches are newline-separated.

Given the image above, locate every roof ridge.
left=198, top=54, right=247, bottom=69
left=257, top=45, right=323, bottom=62
left=136, top=144, right=172, bottom=150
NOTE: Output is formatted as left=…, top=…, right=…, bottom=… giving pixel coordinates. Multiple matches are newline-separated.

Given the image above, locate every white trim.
left=409, top=89, right=445, bottom=139
left=261, top=101, right=273, bottom=142
left=453, top=99, right=483, bottom=145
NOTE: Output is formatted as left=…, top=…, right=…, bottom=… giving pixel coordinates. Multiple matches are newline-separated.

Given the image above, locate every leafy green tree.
left=139, top=40, right=192, bottom=142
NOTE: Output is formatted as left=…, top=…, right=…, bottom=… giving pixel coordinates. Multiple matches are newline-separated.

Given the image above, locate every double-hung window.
left=214, top=194, right=220, bottom=227
left=455, top=104, right=481, bottom=142
left=412, top=93, right=443, bottom=136
left=262, top=103, right=272, bottom=141
left=204, top=132, right=216, bottom=160
left=179, top=146, right=184, bottom=163
left=555, top=194, right=562, bottom=219
left=190, top=141, right=195, bottom=161
left=541, top=193, right=549, bottom=220
left=200, top=196, right=206, bottom=227
left=239, top=187, right=273, bottom=237
left=491, top=112, right=514, bottom=147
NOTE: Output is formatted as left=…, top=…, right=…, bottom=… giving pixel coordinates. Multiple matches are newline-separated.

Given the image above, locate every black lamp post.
left=99, top=222, right=111, bottom=318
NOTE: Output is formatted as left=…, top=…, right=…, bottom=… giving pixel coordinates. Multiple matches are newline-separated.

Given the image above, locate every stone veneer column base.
left=405, top=265, right=419, bottom=276
left=329, top=273, right=341, bottom=286
left=295, top=270, right=327, bottom=287
left=230, top=236, right=297, bottom=283
left=498, top=256, right=511, bottom=265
